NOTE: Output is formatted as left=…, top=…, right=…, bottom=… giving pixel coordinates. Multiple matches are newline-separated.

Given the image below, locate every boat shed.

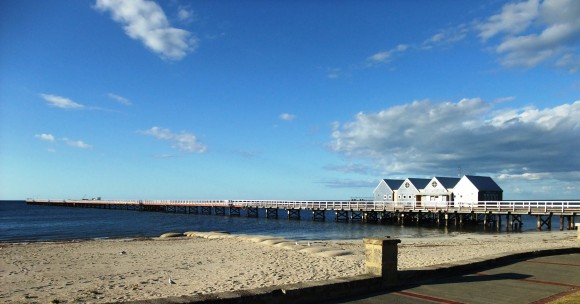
left=397, top=178, right=431, bottom=208
left=373, top=179, right=405, bottom=202
left=422, top=176, right=461, bottom=208
left=453, top=175, right=503, bottom=206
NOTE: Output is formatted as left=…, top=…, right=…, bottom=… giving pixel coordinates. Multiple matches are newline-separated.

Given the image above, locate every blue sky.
left=1, top=0, right=579, bottom=200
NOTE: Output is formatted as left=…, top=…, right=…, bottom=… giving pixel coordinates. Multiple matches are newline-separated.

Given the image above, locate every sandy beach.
left=1, top=230, right=578, bottom=303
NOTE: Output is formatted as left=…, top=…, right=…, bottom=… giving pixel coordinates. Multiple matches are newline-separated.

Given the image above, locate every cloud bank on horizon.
left=329, top=98, right=580, bottom=183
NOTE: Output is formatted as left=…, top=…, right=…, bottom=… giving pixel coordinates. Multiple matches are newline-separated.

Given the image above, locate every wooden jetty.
left=26, top=199, right=580, bottom=231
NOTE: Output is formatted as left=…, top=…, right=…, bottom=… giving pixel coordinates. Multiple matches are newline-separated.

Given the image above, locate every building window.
left=398, top=195, right=401, bottom=199
left=383, top=195, right=388, bottom=199
left=388, top=195, right=392, bottom=199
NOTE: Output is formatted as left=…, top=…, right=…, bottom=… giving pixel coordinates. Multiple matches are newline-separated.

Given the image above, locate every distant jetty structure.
left=26, top=198, right=579, bottom=231
left=26, top=175, right=579, bottom=231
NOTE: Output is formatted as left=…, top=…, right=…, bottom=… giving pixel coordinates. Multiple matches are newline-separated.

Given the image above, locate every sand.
left=1, top=230, right=578, bottom=303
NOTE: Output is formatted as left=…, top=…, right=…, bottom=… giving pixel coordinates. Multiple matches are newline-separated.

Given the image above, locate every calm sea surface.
left=0, top=200, right=543, bottom=242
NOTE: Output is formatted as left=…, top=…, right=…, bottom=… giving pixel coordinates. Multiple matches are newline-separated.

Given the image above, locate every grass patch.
left=548, top=290, right=580, bottom=304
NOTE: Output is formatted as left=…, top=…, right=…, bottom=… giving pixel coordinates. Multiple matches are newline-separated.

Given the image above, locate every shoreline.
left=0, top=227, right=565, bottom=245
left=1, top=230, right=578, bottom=303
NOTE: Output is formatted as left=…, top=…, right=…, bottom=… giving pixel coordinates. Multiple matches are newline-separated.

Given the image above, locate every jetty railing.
left=27, top=199, right=580, bottom=214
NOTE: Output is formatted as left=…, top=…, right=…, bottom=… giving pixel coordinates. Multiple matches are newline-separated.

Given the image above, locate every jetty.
left=26, top=199, right=579, bottom=231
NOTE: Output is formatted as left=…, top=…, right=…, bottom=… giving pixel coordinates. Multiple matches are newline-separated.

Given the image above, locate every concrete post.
left=575, top=223, right=580, bottom=239
left=363, top=237, right=401, bottom=282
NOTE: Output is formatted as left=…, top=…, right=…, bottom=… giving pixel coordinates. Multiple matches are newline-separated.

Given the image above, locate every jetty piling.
left=247, top=207, right=259, bottom=218
left=214, top=207, right=226, bottom=216
left=312, top=209, right=325, bottom=221
left=229, top=207, right=240, bottom=216
left=335, top=210, right=349, bottom=222
left=537, top=213, right=553, bottom=230
left=265, top=208, right=278, bottom=219
left=287, top=209, right=300, bottom=220
left=201, top=206, right=212, bottom=215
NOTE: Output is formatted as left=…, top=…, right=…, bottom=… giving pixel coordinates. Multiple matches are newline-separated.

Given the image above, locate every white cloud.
left=35, top=133, right=55, bottom=142
left=35, top=133, right=92, bottom=150
left=367, top=44, right=408, bottom=65
left=493, top=96, right=516, bottom=104
left=477, top=0, right=540, bottom=41
left=323, top=163, right=377, bottom=175
left=40, top=94, right=84, bottom=109
left=95, top=0, right=197, bottom=61
left=554, top=50, right=580, bottom=73
left=423, top=25, right=469, bottom=49
left=107, top=93, right=131, bottom=105
left=477, top=0, right=580, bottom=71
left=327, top=68, right=342, bottom=79
left=178, top=8, right=190, bottom=21
left=279, top=113, right=296, bottom=121
left=497, top=172, right=548, bottom=180
left=177, top=5, right=195, bottom=23
left=141, top=126, right=207, bottom=153
left=329, top=98, right=580, bottom=183
left=317, top=178, right=376, bottom=189
left=63, top=138, right=93, bottom=149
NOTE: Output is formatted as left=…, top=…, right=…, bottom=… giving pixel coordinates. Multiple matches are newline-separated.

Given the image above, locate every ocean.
left=0, top=200, right=545, bottom=242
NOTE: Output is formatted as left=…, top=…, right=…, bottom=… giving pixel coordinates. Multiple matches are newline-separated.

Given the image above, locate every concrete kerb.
left=125, top=247, right=580, bottom=304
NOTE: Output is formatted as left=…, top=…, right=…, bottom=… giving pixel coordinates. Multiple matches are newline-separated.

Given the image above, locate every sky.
left=1, top=0, right=579, bottom=200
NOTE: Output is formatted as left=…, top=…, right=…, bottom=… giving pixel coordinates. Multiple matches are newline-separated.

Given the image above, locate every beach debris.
left=298, top=246, right=329, bottom=253
left=168, top=276, right=176, bottom=285
left=273, top=241, right=296, bottom=248
left=119, top=251, right=127, bottom=255
left=307, top=242, right=311, bottom=246
left=186, top=231, right=235, bottom=239
left=261, top=239, right=286, bottom=245
left=159, top=232, right=183, bottom=238
left=295, top=241, right=299, bottom=245
left=315, top=249, right=353, bottom=257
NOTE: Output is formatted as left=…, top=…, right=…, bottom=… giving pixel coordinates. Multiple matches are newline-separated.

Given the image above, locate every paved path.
left=337, top=253, right=580, bottom=304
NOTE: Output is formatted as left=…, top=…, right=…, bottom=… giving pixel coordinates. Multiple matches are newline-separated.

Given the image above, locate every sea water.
left=0, top=200, right=543, bottom=242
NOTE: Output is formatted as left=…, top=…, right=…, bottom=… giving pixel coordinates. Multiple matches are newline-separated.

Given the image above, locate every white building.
left=453, top=175, right=503, bottom=207
left=396, top=178, right=430, bottom=208
left=422, top=176, right=460, bottom=208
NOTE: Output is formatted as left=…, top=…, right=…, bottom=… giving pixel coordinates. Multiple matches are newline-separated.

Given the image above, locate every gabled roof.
left=383, top=179, right=405, bottom=190
left=407, top=178, right=431, bottom=189
left=434, top=177, right=461, bottom=189
left=464, top=175, right=503, bottom=192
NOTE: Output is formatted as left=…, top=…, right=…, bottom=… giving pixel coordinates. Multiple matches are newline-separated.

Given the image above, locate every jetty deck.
left=26, top=199, right=580, bottom=231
